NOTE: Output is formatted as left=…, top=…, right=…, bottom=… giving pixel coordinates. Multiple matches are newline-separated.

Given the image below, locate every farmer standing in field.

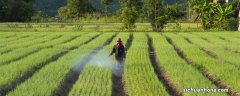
left=110, top=38, right=126, bottom=77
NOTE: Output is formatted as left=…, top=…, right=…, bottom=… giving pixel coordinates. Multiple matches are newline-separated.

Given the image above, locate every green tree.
left=193, top=0, right=215, bottom=30
left=58, top=6, right=68, bottom=20
left=215, top=3, right=234, bottom=29
left=67, top=0, right=81, bottom=18
left=120, top=7, right=138, bottom=30
left=66, top=0, right=95, bottom=18
left=167, top=3, right=186, bottom=20
left=101, top=0, right=113, bottom=17
left=186, top=0, right=192, bottom=20
left=0, top=0, right=8, bottom=21
left=120, top=0, right=140, bottom=31
left=33, top=0, right=66, bottom=16
left=120, top=0, right=143, bottom=10
left=144, top=0, right=169, bottom=31
left=193, top=0, right=236, bottom=30
left=0, top=0, right=34, bottom=22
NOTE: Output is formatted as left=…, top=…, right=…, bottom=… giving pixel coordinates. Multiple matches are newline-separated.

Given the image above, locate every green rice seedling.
left=124, top=33, right=169, bottom=96
left=179, top=33, right=240, bottom=67
left=149, top=32, right=227, bottom=96
left=0, top=34, right=50, bottom=54
left=0, top=34, right=83, bottom=66
left=0, top=33, right=99, bottom=93
left=0, top=33, right=29, bottom=43
left=7, top=33, right=115, bottom=96
left=69, top=33, right=130, bottom=96
left=165, top=33, right=240, bottom=94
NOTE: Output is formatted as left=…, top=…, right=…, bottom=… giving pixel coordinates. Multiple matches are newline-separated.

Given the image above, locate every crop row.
left=149, top=33, right=227, bottom=96
left=0, top=34, right=82, bottom=66
left=179, top=33, right=240, bottom=67
left=7, top=33, right=115, bottom=96
left=0, top=33, right=21, bottom=39
left=0, top=32, right=100, bottom=95
left=194, top=33, right=240, bottom=52
left=68, top=33, right=130, bottom=96
left=0, top=35, right=61, bottom=65
left=0, top=33, right=35, bottom=47
left=196, top=33, right=240, bottom=59
left=0, top=32, right=78, bottom=51
left=206, top=33, right=240, bottom=55
left=124, top=33, right=169, bottom=96
left=202, top=32, right=240, bottom=46
left=0, top=34, right=45, bottom=49
left=208, top=32, right=240, bottom=43
left=0, top=33, right=44, bottom=48
left=165, top=33, right=240, bottom=95
left=0, top=34, right=49, bottom=54
left=0, top=33, right=32, bottom=45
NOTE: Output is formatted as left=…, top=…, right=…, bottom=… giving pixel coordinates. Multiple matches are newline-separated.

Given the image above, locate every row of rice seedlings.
left=180, top=33, right=240, bottom=66
left=198, top=32, right=240, bottom=55
left=0, top=34, right=34, bottom=48
left=0, top=33, right=46, bottom=48
left=0, top=34, right=49, bottom=54
left=0, top=33, right=54, bottom=55
left=149, top=33, right=227, bottom=96
left=210, top=32, right=240, bottom=46
left=0, top=33, right=20, bottom=38
left=0, top=32, right=47, bottom=46
left=0, top=33, right=31, bottom=43
left=7, top=33, right=115, bottom=96
left=124, top=33, right=169, bottom=96
left=208, top=32, right=240, bottom=43
left=0, top=35, right=50, bottom=55
left=193, top=33, right=240, bottom=51
left=0, top=33, right=88, bottom=66
left=0, top=32, right=100, bottom=94
left=0, top=34, right=30, bottom=41
left=53, top=32, right=96, bottom=49
left=0, top=32, right=75, bottom=50
left=165, top=33, right=240, bottom=94
left=0, top=49, right=63, bottom=93
left=203, top=33, right=240, bottom=54
left=0, top=33, right=85, bottom=53
left=69, top=33, right=130, bottom=96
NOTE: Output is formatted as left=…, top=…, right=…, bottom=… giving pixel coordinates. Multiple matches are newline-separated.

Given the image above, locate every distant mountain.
left=33, top=0, right=183, bottom=16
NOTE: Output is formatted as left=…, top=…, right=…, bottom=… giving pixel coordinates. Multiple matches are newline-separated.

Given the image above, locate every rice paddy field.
left=0, top=26, right=240, bottom=96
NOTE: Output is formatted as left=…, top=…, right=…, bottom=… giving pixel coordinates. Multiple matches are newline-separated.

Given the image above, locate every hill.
left=33, top=0, right=184, bottom=16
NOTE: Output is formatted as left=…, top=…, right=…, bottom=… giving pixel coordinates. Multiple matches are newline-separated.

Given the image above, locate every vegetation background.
left=0, top=0, right=239, bottom=32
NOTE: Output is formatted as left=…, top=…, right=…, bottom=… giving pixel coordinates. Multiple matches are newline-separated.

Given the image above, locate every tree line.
left=0, top=0, right=33, bottom=22
left=58, top=0, right=185, bottom=31
left=0, top=0, right=239, bottom=31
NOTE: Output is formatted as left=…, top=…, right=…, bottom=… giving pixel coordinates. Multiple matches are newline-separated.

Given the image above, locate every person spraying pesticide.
left=109, top=38, right=126, bottom=77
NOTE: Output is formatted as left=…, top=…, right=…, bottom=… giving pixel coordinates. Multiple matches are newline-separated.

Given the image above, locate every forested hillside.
left=33, top=0, right=183, bottom=16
